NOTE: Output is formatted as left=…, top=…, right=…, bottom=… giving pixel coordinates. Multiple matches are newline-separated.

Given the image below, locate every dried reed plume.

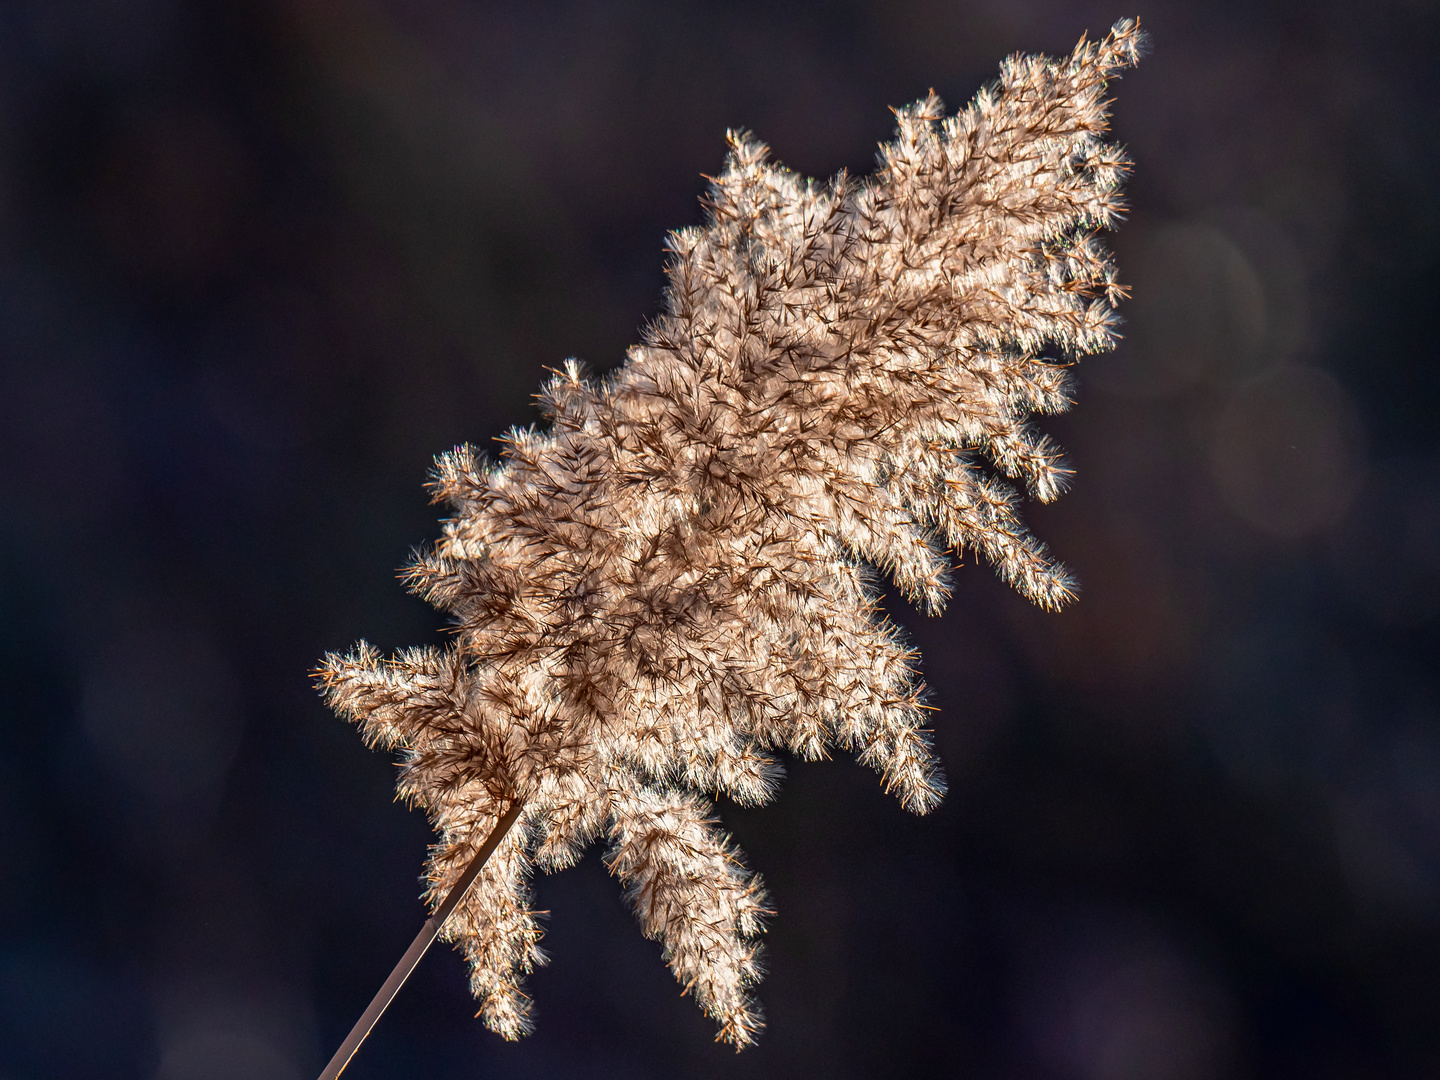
left=320, top=19, right=1141, bottom=1052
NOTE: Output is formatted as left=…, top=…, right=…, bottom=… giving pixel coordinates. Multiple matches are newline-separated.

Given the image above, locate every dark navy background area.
left=2, top=1, right=1438, bottom=1077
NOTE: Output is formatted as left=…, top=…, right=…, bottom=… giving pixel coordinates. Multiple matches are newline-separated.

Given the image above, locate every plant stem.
left=317, top=800, right=526, bottom=1080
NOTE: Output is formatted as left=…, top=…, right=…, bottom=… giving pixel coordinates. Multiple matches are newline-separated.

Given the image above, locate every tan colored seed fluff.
left=320, top=19, right=1141, bottom=1048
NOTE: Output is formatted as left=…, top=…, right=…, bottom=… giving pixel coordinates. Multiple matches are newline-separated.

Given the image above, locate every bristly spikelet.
left=319, top=20, right=1140, bottom=1047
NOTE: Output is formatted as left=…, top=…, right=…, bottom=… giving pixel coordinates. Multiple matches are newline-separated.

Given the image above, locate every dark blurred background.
left=2, top=1, right=1438, bottom=1077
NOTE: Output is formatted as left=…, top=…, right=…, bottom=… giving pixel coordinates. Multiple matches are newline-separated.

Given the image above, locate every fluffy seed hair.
left=320, top=19, right=1141, bottom=1047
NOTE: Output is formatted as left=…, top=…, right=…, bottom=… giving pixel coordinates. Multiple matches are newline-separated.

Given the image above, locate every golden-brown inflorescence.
left=320, top=19, right=1140, bottom=1047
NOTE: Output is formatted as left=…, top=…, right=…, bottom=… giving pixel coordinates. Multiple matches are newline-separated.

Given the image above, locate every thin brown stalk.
left=317, top=800, right=525, bottom=1080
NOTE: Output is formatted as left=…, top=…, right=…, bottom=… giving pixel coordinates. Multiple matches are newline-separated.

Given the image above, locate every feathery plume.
left=320, top=19, right=1141, bottom=1052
